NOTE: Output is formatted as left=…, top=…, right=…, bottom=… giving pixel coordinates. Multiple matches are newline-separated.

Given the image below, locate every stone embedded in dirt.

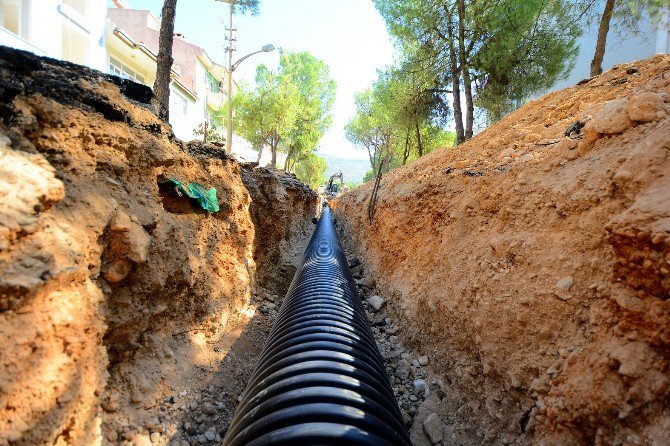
left=361, top=276, right=376, bottom=289
left=585, top=99, right=633, bottom=135
left=626, top=92, right=667, bottom=122
left=103, top=258, right=132, bottom=283
left=204, top=429, right=216, bottom=441
left=134, top=433, right=152, bottom=446
left=105, top=429, right=119, bottom=442
left=130, top=390, right=144, bottom=404
left=556, top=276, right=574, bottom=291
left=519, top=153, right=534, bottom=162
left=368, top=295, right=385, bottom=311
left=145, top=416, right=159, bottom=430
left=349, top=257, right=362, bottom=268
left=413, top=379, right=430, bottom=398
left=418, top=355, right=429, bottom=366
left=499, top=148, right=516, bottom=158
left=109, top=209, right=152, bottom=264
left=396, top=360, right=411, bottom=380
left=423, top=413, right=444, bottom=444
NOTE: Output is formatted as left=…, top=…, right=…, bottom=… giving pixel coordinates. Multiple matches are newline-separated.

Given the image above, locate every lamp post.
left=225, top=43, right=274, bottom=153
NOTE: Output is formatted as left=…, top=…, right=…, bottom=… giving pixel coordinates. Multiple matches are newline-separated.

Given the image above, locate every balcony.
left=0, top=26, right=47, bottom=55
left=206, top=91, right=226, bottom=112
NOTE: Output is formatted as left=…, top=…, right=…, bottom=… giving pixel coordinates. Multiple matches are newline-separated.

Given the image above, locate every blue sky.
left=109, top=0, right=394, bottom=159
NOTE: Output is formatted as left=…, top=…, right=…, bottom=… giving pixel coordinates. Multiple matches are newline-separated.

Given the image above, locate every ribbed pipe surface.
left=223, top=206, right=411, bottom=446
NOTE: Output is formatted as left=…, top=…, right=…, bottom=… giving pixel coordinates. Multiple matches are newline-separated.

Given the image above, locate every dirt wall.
left=333, top=55, right=670, bottom=445
left=0, top=47, right=317, bottom=445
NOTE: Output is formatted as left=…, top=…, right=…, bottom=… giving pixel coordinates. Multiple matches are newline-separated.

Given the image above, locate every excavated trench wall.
left=0, top=47, right=317, bottom=445
left=333, top=55, right=670, bottom=445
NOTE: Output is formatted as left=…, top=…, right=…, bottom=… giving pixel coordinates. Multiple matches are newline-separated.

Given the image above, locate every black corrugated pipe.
left=223, top=206, right=411, bottom=446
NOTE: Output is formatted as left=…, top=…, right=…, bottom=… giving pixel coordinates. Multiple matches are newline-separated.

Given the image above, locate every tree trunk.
left=402, top=128, right=410, bottom=165
left=283, top=147, right=292, bottom=171
left=368, top=150, right=391, bottom=225
left=256, top=146, right=263, bottom=163
left=366, top=145, right=375, bottom=169
left=152, top=0, right=178, bottom=123
left=270, top=132, right=278, bottom=168
left=457, top=0, right=474, bottom=139
left=415, top=119, right=423, bottom=156
left=447, top=21, right=465, bottom=145
left=591, top=0, right=616, bottom=77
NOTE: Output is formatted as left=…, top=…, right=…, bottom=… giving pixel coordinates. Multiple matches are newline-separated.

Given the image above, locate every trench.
left=2, top=42, right=669, bottom=446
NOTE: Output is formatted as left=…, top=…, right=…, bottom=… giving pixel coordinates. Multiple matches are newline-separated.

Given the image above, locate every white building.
left=0, top=0, right=107, bottom=70
left=1, top=1, right=290, bottom=165
left=105, top=7, right=222, bottom=141
left=0, top=0, right=230, bottom=143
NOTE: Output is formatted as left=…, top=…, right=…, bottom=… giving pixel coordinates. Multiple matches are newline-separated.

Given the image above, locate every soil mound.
left=333, top=55, right=670, bottom=445
left=0, top=47, right=316, bottom=445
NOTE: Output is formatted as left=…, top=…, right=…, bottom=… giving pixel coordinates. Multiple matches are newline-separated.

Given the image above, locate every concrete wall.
left=547, top=13, right=669, bottom=93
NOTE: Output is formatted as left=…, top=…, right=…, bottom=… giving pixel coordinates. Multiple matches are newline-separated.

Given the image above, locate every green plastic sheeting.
left=160, top=178, right=220, bottom=213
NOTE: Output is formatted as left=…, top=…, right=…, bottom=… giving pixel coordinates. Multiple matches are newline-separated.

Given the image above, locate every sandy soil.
left=333, top=55, right=670, bottom=445
left=0, top=47, right=316, bottom=445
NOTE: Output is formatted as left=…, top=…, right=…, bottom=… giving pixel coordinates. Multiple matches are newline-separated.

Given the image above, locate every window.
left=170, top=89, right=188, bottom=116
left=207, top=73, right=219, bottom=93
left=206, top=72, right=221, bottom=93
left=0, top=0, right=22, bottom=35
left=62, top=22, right=89, bottom=65
left=109, top=56, right=145, bottom=84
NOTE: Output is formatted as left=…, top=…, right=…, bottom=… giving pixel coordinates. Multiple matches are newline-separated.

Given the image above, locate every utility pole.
left=216, top=0, right=273, bottom=155
left=225, top=0, right=236, bottom=153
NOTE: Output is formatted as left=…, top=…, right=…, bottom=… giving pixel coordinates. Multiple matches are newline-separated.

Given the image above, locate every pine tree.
left=153, top=0, right=178, bottom=123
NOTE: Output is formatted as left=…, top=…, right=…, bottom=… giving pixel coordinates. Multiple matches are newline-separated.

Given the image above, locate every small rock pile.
left=101, top=289, right=281, bottom=446
left=351, top=258, right=455, bottom=446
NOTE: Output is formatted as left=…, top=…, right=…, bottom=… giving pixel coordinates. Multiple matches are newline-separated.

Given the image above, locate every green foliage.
left=280, top=52, right=337, bottom=171
left=295, top=153, right=327, bottom=189
left=362, top=169, right=376, bottom=183
left=346, top=65, right=456, bottom=179
left=233, top=50, right=336, bottom=169
left=218, top=0, right=261, bottom=15
left=473, top=0, right=581, bottom=120
left=193, top=122, right=226, bottom=143
left=233, top=65, right=299, bottom=163
left=373, top=0, right=581, bottom=128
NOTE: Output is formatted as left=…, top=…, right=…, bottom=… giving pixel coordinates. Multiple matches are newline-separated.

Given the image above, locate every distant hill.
left=320, top=153, right=370, bottom=185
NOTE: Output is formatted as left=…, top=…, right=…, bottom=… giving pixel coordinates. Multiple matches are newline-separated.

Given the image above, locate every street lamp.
left=225, top=43, right=274, bottom=153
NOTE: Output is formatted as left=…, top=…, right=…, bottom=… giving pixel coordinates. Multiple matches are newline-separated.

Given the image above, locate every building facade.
left=0, top=0, right=107, bottom=70
left=0, top=1, right=229, bottom=142
left=106, top=7, right=228, bottom=141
